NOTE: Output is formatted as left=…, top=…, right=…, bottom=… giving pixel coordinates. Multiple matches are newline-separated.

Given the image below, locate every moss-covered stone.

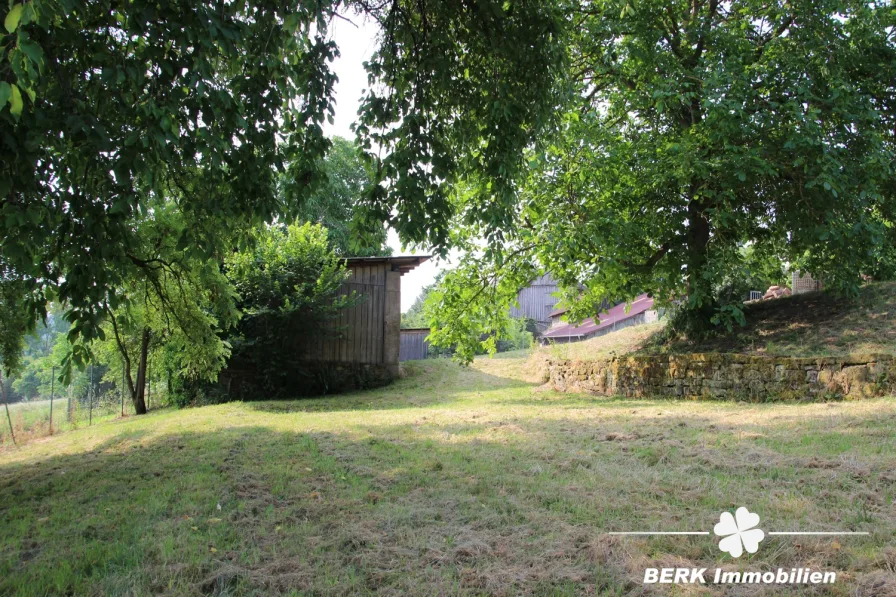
left=544, top=353, right=895, bottom=402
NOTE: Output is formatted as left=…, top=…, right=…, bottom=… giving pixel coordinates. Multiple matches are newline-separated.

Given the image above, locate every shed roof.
left=344, top=255, right=431, bottom=276
left=541, top=294, right=654, bottom=339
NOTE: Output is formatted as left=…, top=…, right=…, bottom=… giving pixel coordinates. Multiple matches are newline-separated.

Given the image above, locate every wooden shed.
left=399, top=328, right=431, bottom=361
left=300, top=255, right=430, bottom=382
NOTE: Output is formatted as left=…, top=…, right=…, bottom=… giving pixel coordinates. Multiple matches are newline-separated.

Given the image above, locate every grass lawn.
left=0, top=355, right=894, bottom=596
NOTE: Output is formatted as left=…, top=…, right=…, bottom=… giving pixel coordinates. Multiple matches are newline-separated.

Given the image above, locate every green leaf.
left=8, top=83, right=22, bottom=116
left=19, top=40, right=44, bottom=70
left=4, top=4, right=22, bottom=34
left=0, top=82, right=10, bottom=108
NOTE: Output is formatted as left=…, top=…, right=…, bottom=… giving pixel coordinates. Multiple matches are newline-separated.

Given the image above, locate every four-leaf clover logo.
left=714, top=507, right=765, bottom=558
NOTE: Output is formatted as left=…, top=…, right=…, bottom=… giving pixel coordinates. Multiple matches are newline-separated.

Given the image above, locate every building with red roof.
left=540, top=294, right=660, bottom=343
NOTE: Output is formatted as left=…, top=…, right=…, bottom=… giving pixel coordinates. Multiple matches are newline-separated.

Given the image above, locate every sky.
left=324, top=14, right=450, bottom=312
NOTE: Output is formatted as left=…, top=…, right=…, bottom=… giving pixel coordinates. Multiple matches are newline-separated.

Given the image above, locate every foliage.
left=421, top=0, right=896, bottom=359
left=292, top=136, right=390, bottom=256
left=700, top=245, right=789, bottom=331
left=0, top=309, right=99, bottom=405
left=223, top=223, right=356, bottom=395
left=0, top=265, right=34, bottom=377
left=404, top=265, right=534, bottom=358
left=1, top=0, right=339, bottom=367
left=91, top=200, right=239, bottom=413
left=424, top=257, right=541, bottom=363
left=354, top=0, right=568, bottom=250
left=497, top=318, right=534, bottom=353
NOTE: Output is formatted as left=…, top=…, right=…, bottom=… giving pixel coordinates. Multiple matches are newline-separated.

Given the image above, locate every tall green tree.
left=291, top=136, right=390, bottom=256
left=401, top=0, right=896, bottom=357
left=1, top=0, right=338, bottom=360
left=95, top=202, right=239, bottom=414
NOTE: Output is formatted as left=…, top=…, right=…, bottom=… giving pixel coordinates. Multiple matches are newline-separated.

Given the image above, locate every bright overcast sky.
left=324, top=14, right=451, bottom=312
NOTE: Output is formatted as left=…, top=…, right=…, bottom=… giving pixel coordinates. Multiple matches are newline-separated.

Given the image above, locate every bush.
left=222, top=223, right=357, bottom=397
left=497, top=318, right=535, bottom=352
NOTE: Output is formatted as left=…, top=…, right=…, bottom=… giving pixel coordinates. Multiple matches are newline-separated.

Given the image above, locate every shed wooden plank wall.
left=307, top=263, right=388, bottom=364
left=399, top=329, right=430, bottom=361
left=509, top=273, right=560, bottom=325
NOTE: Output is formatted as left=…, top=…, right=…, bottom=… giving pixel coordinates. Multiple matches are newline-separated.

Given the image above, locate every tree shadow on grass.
left=246, top=358, right=537, bottom=415
left=0, top=401, right=892, bottom=596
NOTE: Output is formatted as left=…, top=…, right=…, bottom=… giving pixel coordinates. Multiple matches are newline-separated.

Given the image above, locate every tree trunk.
left=132, top=327, right=150, bottom=415
left=684, top=198, right=716, bottom=334
left=0, top=370, right=16, bottom=446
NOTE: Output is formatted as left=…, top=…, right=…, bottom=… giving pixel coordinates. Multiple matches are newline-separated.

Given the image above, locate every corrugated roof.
left=344, top=255, right=430, bottom=276
left=541, top=294, right=654, bottom=339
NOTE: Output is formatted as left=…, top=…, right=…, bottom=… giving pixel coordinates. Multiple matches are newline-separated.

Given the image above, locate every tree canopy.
left=3, top=0, right=894, bottom=371
left=292, top=137, right=390, bottom=256
left=1, top=0, right=338, bottom=362
left=408, top=0, right=896, bottom=357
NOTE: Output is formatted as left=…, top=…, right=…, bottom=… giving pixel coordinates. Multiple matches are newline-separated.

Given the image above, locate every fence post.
left=49, top=366, right=55, bottom=435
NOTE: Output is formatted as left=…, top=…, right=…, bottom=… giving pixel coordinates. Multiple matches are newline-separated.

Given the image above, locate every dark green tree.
left=291, top=136, right=390, bottom=256
left=388, top=0, right=896, bottom=357
left=89, top=198, right=239, bottom=414
left=1, top=0, right=338, bottom=363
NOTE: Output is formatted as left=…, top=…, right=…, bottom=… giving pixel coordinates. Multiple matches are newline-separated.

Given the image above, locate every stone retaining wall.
left=541, top=353, right=895, bottom=401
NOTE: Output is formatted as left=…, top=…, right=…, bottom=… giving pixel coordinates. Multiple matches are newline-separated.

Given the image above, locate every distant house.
left=540, top=293, right=660, bottom=344
left=509, top=274, right=561, bottom=333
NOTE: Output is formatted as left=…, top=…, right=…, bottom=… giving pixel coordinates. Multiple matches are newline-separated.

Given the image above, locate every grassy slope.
left=541, top=281, right=896, bottom=362
left=0, top=357, right=894, bottom=596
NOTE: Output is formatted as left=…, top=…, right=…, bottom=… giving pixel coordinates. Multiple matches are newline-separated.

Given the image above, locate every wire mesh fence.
left=1, top=383, right=168, bottom=447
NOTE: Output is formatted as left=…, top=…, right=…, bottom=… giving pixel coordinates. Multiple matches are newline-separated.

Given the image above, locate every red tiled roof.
left=541, top=294, right=654, bottom=339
